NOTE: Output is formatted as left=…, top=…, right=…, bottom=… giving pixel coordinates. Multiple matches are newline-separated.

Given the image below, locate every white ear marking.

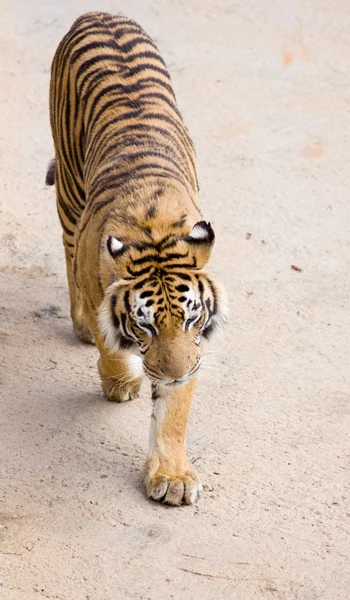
left=110, top=237, right=123, bottom=252
left=107, top=236, right=124, bottom=257
left=188, top=225, right=208, bottom=240
left=186, top=221, right=215, bottom=244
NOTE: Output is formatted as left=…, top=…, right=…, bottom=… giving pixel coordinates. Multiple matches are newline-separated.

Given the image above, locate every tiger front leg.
left=144, top=378, right=202, bottom=506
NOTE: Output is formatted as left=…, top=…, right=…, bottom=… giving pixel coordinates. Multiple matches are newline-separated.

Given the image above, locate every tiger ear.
left=106, top=236, right=131, bottom=279
left=184, top=221, right=215, bottom=268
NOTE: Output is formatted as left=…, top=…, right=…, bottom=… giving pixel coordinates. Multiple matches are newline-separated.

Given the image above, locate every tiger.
left=46, top=11, right=227, bottom=506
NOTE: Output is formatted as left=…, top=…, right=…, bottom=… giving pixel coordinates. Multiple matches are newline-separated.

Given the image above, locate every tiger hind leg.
left=63, top=239, right=94, bottom=344
left=96, top=343, right=144, bottom=402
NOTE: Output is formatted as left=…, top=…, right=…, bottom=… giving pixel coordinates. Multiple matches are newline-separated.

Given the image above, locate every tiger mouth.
left=143, top=361, right=201, bottom=386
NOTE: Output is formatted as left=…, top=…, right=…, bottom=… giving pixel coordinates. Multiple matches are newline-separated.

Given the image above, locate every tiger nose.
left=159, top=356, right=190, bottom=381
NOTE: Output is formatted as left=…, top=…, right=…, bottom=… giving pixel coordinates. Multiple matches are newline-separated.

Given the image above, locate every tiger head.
left=98, top=221, right=227, bottom=386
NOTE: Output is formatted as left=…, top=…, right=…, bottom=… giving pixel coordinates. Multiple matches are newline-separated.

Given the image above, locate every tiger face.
left=98, top=221, right=227, bottom=386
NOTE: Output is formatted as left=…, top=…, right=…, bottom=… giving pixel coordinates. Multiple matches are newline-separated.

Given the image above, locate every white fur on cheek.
left=135, top=294, right=159, bottom=334
left=97, top=295, right=121, bottom=354
left=180, top=287, right=201, bottom=331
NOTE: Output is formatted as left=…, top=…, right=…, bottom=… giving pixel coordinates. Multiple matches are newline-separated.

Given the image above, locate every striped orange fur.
left=47, top=12, right=227, bottom=505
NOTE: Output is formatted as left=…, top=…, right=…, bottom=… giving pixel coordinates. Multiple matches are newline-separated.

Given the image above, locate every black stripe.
left=127, top=265, right=154, bottom=278
left=57, top=193, right=78, bottom=228
left=56, top=171, right=81, bottom=223
left=71, top=40, right=118, bottom=64
left=124, top=290, right=131, bottom=314
left=137, top=90, right=180, bottom=114
left=123, top=62, right=170, bottom=80
left=117, top=35, right=155, bottom=53
left=164, top=259, right=198, bottom=270
left=125, top=50, right=166, bottom=66
left=129, top=251, right=189, bottom=267
left=129, top=75, right=174, bottom=95
left=139, top=290, right=153, bottom=298
left=166, top=272, right=192, bottom=281
left=206, top=277, right=218, bottom=314
left=205, top=297, right=214, bottom=318
left=176, top=284, right=190, bottom=292
left=119, top=312, right=135, bottom=350
left=110, top=296, right=120, bottom=329
left=120, top=312, right=128, bottom=336
left=133, top=277, right=150, bottom=289
left=113, top=25, right=147, bottom=39
left=57, top=210, right=74, bottom=236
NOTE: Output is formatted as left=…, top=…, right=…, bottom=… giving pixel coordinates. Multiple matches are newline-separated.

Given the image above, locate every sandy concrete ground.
left=0, top=0, right=349, bottom=598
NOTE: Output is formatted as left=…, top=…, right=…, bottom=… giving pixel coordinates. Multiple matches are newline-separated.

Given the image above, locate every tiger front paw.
left=97, top=357, right=143, bottom=402
left=144, top=461, right=202, bottom=506
left=100, top=374, right=142, bottom=402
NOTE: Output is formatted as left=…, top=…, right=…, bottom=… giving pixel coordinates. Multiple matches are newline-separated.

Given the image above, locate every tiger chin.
left=46, top=11, right=228, bottom=506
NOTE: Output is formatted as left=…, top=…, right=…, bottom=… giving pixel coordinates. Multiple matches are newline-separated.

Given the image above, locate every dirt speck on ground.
left=0, top=1, right=349, bottom=599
